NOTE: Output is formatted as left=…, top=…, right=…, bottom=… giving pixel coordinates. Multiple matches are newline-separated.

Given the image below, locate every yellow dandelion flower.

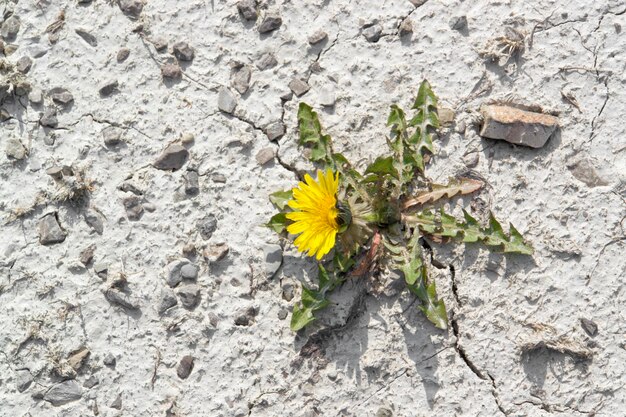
left=286, top=169, right=340, bottom=260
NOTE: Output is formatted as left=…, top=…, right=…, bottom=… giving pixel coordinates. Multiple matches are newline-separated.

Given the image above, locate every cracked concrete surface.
left=1, top=0, right=625, bottom=416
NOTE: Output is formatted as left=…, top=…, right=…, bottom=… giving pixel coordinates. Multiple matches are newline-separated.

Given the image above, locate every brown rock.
left=479, top=105, right=558, bottom=148
left=67, top=347, right=90, bottom=371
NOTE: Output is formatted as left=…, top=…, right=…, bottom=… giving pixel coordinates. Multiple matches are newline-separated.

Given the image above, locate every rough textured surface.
left=1, top=1, right=625, bottom=416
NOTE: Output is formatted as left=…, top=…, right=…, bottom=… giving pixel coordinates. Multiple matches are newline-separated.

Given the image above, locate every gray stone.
left=237, top=0, right=257, bottom=21
left=93, top=262, right=108, bottom=278
left=118, top=0, right=144, bottom=18
left=277, top=309, right=288, bottom=320
left=122, top=195, right=143, bottom=220
left=258, top=14, right=282, bottom=34
left=218, top=88, right=237, bottom=114
left=83, top=376, right=99, bottom=389
left=255, top=147, right=275, bottom=165
left=172, top=41, right=194, bottom=61
left=152, top=37, right=168, bottom=52
left=185, top=170, right=200, bottom=195
left=198, top=215, right=217, bottom=240
left=308, top=30, right=328, bottom=45
left=363, top=24, right=382, bottom=42
left=161, top=62, right=182, bottom=80
left=479, top=105, right=558, bottom=148
left=288, top=78, right=310, bottom=97
left=263, top=244, right=282, bottom=278
left=103, top=353, right=116, bottom=367
left=181, top=263, right=198, bottom=280
left=409, top=0, right=427, bottom=6
left=75, top=28, right=97, bottom=46
left=50, top=88, right=74, bottom=106
left=84, top=209, right=104, bottom=234
left=16, top=370, right=33, bottom=393
left=177, top=284, right=200, bottom=309
left=153, top=144, right=189, bottom=170
left=256, top=53, right=277, bottom=70
left=102, top=126, right=123, bottom=146
left=165, top=259, right=189, bottom=287
left=462, top=152, right=479, bottom=168
left=5, top=137, right=27, bottom=160
left=79, top=244, right=96, bottom=266
left=104, top=288, right=140, bottom=310
left=580, top=318, right=598, bottom=337
left=449, top=15, right=468, bottom=31
left=318, top=87, right=336, bottom=107
left=117, top=48, right=130, bottom=63
left=234, top=306, right=257, bottom=326
left=158, top=288, right=178, bottom=314
left=1, top=16, right=20, bottom=40
left=40, top=107, right=58, bottom=128
left=232, top=66, right=251, bottom=94
left=99, top=80, right=119, bottom=97
left=16, top=56, right=32, bottom=74
left=282, top=284, right=294, bottom=302
left=265, top=122, right=285, bottom=141
left=110, top=393, right=122, bottom=409
left=44, top=380, right=82, bottom=406
left=177, top=355, right=194, bottom=379
left=39, top=213, right=66, bottom=245
left=28, top=88, right=43, bottom=105
left=567, top=158, right=608, bottom=187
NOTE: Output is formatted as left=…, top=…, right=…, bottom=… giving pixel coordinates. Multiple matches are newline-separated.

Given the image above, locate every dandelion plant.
left=267, top=80, right=533, bottom=332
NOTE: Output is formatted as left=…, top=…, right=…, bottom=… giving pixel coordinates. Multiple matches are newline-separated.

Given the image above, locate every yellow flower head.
left=286, top=169, right=339, bottom=260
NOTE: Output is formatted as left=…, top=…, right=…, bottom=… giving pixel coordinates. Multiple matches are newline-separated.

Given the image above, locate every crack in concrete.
left=450, top=263, right=507, bottom=416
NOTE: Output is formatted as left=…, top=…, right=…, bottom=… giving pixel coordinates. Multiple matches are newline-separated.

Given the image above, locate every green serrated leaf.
left=333, top=252, right=355, bottom=274
left=484, top=213, right=508, bottom=247
left=265, top=213, right=288, bottom=233
left=269, top=190, right=293, bottom=211
left=301, top=285, right=330, bottom=310
left=503, top=223, right=534, bottom=255
left=290, top=304, right=316, bottom=331
left=298, top=103, right=333, bottom=166
left=365, top=156, right=399, bottom=180
left=461, top=210, right=485, bottom=242
left=387, top=104, right=408, bottom=133
left=418, top=282, right=448, bottom=329
left=440, top=209, right=461, bottom=238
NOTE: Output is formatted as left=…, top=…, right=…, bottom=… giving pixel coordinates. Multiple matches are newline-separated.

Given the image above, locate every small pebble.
left=117, top=48, right=130, bottom=63
left=231, top=66, right=252, bottom=94
left=363, top=24, right=382, bottom=42
left=161, top=62, right=182, bottom=80
left=110, top=393, right=122, bottom=410
left=288, top=78, right=310, bottom=97
left=102, top=126, right=123, bottom=147
left=181, top=132, right=195, bottom=144
left=16, top=370, right=33, bottom=393
left=39, top=213, right=66, bottom=245
left=103, top=354, right=116, bottom=367
left=122, top=195, right=143, bottom=220
left=580, top=318, right=598, bottom=337
left=237, top=0, right=257, bottom=21
left=118, top=0, right=144, bottom=18
left=153, top=144, right=189, bottom=171
left=198, top=215, right=217, bottom=240
left=50, top=88, right=74, bottom=106
left=256, top=53, right=277, bottom=70
left=264, top=122, right=285, bottom=141
left=277, top=309, right=288, bottom=320
left=1, top=16, right=20, bottom=40
left=79, top=244, right=96, bottom=266
left=180, top=263, right=198, bottom=280
left=28, top=88, right=43, bottom=105
left=185, top=170, right=200, bottom=195
left=177, top=284, right=200, bottom=309
left=177, top=355, right=194, bottom=379
left=83, top=376, right=99, bottom=389
left=318, top=87, right=336, bottom=107
left=43, top=380, right=82, bottom=406
left=172, top=41, right=194, bottom=61
left=255, top=147, right=275, bottom=165
left=282, top=284, right=294, bottom=302
left=99, top=80, right=119, bottom=97
left=40, top=107, right=58, bottom=128
left=308, top=30, right=328, bottom=45
left=449, top=15, right=468, bottom=31
left=75, top=28, right=97, bottom=47
left=204, top=243, right=229, bottom=262
left=218, top=88, right=237, bottom=114
left=5, top=137, right=27, bottom=160
left=258, top=14, right=282, bottom=34
left=399, top=18, right=413, bottom=37
left=152, top=37, right=168, bottom=52
left=462, top=152, right=479, bottom=168
left=16, top=56, right=32, bottom=74
left=158, top=288, right=178, bottom=314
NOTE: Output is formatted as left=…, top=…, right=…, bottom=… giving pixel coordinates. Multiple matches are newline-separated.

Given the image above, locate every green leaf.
left=269, top=190, right=293, bottom=211
left=387, top=104, right=408, bottom=134
left=365, top=156, right=399, bottom=180
left=418, top=282, right=448, bottom=330
left=265, top=213, right=288, bottom=233
left=440, top=209, right=462, bottom=238
left=290, top=304, right=316, bottom=331
left=333, top=252, right=355, bottom=274
left=402, top=178, right=483, bottom=210
left=503, top=223, right=534, bottom=255
left=408, top=80, right=439, bottom=168
left=461, top=210, right=485, bottom=243
left=483, top=213, right=508, bottom=247
left=298, top=103, right=333, bottom=166
left=301, top=285, right=330, bottom=310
